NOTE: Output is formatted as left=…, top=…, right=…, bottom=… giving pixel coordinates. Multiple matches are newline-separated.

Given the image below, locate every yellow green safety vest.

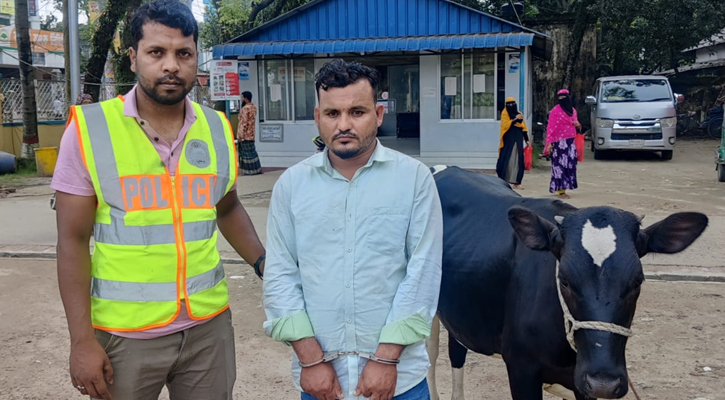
left=70, top=96, right=237, bottom=332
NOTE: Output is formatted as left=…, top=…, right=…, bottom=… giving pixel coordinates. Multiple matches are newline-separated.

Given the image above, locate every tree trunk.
left=561, top=0, right=595, bottom=90
left=113, top=0, right=143, bottom=96
left=83, top=0, right=128, bottom=101
left=15, top=0, right=39, bottom=160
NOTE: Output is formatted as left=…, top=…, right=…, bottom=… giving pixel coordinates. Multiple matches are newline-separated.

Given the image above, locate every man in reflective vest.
left=51, top=1, right=266, bottom=399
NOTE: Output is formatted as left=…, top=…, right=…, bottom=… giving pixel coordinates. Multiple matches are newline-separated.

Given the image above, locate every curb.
left=1, top=251, right=723, bottom=283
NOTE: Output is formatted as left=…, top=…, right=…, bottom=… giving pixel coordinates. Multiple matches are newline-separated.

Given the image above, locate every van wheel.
left=593, top=147, right=605, bottom=160
left=661, top=150, right=673, bottom=160
left=718, top=164, right=725, bottom=182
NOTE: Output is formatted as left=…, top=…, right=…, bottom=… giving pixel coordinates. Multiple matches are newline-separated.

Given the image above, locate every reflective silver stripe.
left=91, top=277, right=177, bottom=302
left=187, top=261, right=225, bottom=295
left=199, top=106, right=231, bottom=203
left=91, top=261, right=225, bottom=302
left=184, top=220, right=217, bottom=242
left=82, top=103, right=126, bottom=219
left=94, top=220, right=216, bottom=245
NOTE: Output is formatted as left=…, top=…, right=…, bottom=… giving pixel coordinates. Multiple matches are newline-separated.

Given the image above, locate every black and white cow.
left=426, top=166, right=708, bottom=400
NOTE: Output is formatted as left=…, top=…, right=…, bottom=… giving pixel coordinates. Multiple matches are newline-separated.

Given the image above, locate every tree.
left=15, top=0, right=39, bottom=160
left=82, top=0, right=141, bottom=101
left=41, top=14, right=63, bottom=32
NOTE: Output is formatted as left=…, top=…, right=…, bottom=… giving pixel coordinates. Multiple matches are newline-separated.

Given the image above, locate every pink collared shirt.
left=51, top=86, right=217, bottom=339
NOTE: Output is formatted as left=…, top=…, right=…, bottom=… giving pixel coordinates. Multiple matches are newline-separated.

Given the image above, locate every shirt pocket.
left=361, top=207, right=410, bottom=256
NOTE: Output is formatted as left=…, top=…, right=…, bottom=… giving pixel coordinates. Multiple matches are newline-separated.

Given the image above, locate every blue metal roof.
left=235, top=0, right=532, bottom=42
left=213, top=0, right=551, bottom=59
left=213, top=33, right=534, bottom=58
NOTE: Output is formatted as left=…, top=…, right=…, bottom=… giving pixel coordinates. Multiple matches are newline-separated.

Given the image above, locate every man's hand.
left=354, top=361, right=398, bottom=400
left=70, top=338, right=114, bottom=400
left=300, top=363, right=344, bottom=400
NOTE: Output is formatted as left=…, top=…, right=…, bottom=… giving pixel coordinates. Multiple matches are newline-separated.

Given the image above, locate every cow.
left=425, top=166, right=708, bottom=400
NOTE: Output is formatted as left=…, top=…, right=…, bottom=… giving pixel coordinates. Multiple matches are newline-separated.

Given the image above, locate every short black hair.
left=242, top=91, right=253, bottom=102
left=315, top=59, right=378, bottom=101
left=130, top=0, right=198, bottom=50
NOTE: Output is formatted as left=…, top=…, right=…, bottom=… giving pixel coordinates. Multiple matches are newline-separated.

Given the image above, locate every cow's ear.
left=508, top=206, right=559, bottom=251
left=637, top=212, right=708, bottom=257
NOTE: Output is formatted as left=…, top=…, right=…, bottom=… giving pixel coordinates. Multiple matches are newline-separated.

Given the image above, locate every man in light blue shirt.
left=263, top=59, right=443, bottom=400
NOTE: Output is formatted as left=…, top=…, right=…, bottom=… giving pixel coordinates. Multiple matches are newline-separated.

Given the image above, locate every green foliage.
left=200, top=0, right=251, bottom=49
left=40, top=15, right=63, bottom=32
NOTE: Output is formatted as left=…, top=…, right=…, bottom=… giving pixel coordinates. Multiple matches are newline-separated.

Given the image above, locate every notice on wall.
left=294, top=67, right=307, bottom=82
left=210, top=60, right=240, bottom=101
left=270, top=84, right=282, bottom=102
left=473, top=74, right=486, bottom=93
left=238, top=62, right=250, bottom=81
left=509, top=54, right=521, bottom=73
left=444, top=77, right=457, bottom=96
left=260, top=124, right=284, bottom=142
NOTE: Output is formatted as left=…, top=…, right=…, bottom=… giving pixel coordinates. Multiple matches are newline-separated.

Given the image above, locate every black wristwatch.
left=253, top=254, right=265, bottom=280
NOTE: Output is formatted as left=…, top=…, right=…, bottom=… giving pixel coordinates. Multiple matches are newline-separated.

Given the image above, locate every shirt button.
left=347, top=248, right=352, bottom=253
left=347, top=319, right=352, bottom=324
left=345, top=283, right=351, bottom=288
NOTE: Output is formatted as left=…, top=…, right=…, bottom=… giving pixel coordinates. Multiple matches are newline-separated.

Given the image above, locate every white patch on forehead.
left=431, top=165, right=448, bottom=175
left=581, top=220, right=617, bottom=268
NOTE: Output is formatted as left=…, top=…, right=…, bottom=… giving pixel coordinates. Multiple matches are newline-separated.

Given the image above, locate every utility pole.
left=69, top=0, right=80, bottom=102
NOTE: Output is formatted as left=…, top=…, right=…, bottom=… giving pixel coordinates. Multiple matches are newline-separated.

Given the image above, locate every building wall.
left=695, top=44, right=725, bottom=63
left=0, top=121, right=65, bottom=157
left=418, top=53, right=529, bottom=169
left=244, top=52, right=530, bottom=169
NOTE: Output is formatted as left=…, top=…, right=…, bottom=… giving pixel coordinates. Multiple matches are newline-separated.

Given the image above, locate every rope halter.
left=555, top=263, right=634, bottom=352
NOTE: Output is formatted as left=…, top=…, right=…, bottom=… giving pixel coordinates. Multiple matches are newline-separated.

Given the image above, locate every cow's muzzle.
left=583, top=372, right=629, bottom=399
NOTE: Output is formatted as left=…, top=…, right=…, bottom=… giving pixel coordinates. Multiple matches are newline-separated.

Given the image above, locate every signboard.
left=0, top=0, right=14, bottom=16
left=0, top=26, right=64, bottom=53
left=89, top=1, right=107, bottom=25
left=210, top=60, right=240, bottom=101
left=260, top=124, right=284, bottom=142
left=28, top=0, right=37, bottom=16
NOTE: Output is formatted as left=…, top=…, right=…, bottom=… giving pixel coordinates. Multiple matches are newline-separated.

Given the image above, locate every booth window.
left=260, top=59, right=316, bottom=121
left=441, top=51, right=495, bottom=120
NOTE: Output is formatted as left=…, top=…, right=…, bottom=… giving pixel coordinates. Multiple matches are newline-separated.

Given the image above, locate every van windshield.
left=600, top=79, right=672, bottom=103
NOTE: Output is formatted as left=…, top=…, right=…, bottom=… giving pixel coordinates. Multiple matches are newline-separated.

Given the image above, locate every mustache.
left=156, top=75, right=185, bottom=85
left=333, top=131, right=357, bottom=140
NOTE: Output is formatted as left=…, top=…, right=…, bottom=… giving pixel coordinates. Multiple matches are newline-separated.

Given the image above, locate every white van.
left=585, top=76, right=678, bottom=160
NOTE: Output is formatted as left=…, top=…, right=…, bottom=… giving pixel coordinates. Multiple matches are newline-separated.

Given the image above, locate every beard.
left=138, top=74, right=194, bottom=106
left=328, top=129, right=377, bottom=160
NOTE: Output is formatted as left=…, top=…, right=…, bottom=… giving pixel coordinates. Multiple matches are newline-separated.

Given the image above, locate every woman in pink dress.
left=544, top=89, right=581, bottom=199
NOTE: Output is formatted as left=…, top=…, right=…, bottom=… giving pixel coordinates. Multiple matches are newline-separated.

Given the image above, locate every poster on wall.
left=260, top=124, right=284, bottom=142
left=210, top=60, right=240, bottom=101
left=473, top=74, right=486, bottom=93
left=238, top=62, right=250, bottom=81
left=294, top=67, right=306, bottom=82
left=509, top=54, right=520, bottom=73
left=444, top=77, right=457, bottom=96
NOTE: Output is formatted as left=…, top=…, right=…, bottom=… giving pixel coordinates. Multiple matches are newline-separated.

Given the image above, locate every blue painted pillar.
left=519, top=49, right=526, bottom=114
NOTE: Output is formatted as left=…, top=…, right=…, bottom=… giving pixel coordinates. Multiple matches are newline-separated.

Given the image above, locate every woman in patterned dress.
left=544, top=89, right=580, bottom=199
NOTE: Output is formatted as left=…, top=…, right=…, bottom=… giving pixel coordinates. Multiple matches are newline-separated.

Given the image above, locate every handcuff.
left=298, top=351, right=400, bottom=368
left=253, top=254, right=265, bottom=280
